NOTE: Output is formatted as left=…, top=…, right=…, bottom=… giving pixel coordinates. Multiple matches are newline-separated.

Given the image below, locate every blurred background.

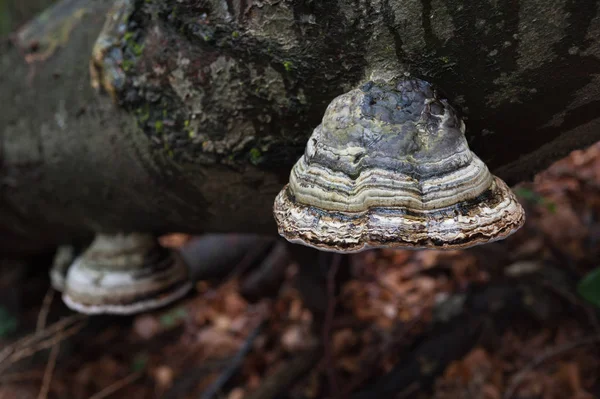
left=0, top=0, right=56, bottom=36
left=2, top=1, right=600, bottom=399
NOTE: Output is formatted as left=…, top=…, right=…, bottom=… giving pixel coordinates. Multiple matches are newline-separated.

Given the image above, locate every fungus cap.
left=273, top=79, right=525, bottom=252
left=62, top=233, right=192, bottom=315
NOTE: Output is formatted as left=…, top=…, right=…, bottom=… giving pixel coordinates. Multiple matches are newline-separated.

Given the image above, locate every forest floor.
left=2, top=142, right=600, bottom=399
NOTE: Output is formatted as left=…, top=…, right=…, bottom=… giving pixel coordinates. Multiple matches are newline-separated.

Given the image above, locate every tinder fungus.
left=273, top=79, right=525, bottom=252
left=62, top=233, right=192, bottom=314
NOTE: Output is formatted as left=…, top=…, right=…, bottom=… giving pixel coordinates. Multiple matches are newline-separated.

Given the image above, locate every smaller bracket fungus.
left=273, top=79, right=525, bottom=252
left=50, top=245, right=76, bottom=292
left=62, top=233, right=192, bottom=315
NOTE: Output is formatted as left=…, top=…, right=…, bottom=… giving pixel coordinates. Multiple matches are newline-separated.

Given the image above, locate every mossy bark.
left=2, top=0, right=600, bottom=254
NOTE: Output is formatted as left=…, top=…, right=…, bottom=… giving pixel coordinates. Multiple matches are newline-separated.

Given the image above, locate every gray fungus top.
left=312, top=79, right=467, bottom=178
left=273, top=78, right=525, bottom=252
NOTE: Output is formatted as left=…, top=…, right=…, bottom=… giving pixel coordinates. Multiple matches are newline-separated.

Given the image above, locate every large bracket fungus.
left=61, top=233, right=192, bottom=315
left=274, top=79, right=525, bottom=253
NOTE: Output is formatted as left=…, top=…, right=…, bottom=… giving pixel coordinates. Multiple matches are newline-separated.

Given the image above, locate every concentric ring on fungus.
left=62, top=233, right=192, bottom=315
left=273, top=78, right=525, bottom=253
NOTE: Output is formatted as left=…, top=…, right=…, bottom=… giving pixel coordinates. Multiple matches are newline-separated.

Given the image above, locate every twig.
left=504, top=334, right=600, bottom=399
left=341, top=316, right=423, bottom=397
left=0, top=322, right=84, bottom=375
left=0, top=314, right=86, bottom=365
left=244, top=346, right=322, bottom=399
left=36, top=286, right=59, bottom=399
left=542, top=278, right=600, bottom=335
left=36, top=288, right=55, bottom=332
left=37, top=342, right=60, bottom=399
left=0, top=315, right=87, bottom=375
left=200, top=320, right=265, bottom=399
left=162, top=360, right=235, bottom=399
left=397, top=382, right=420, bottom=399
left=88, top=371, right=143, bottom=399
left=323, top=254, right=342, bottom=399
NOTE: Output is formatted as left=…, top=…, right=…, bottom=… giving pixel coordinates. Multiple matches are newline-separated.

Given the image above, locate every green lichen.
left=130, top=41, right=144, bottom=56
left=184, top=120, right=196, bottom=138
left=232, top=31, right=240, bottom=39
left=154, top=120, right=164, bottom=133
left=136, top=105, right=150, bottom=123
left=162, top=142, right=174, bottom=159
left=169, top=6, right=179, bottom=20
left=123, top=30, right=144, bottom=56
left=282, top=61, right=293, bottom=72
left=194, top=26, right=215, bottom=43
left=122, top=59, right=134, bottom=71
left=249, top=148, right=263, bottom=165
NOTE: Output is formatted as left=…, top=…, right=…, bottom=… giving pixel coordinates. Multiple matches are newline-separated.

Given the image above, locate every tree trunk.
left=0, top=0, right=58, bottom=35
left=2, top=0, right=600, bottom=254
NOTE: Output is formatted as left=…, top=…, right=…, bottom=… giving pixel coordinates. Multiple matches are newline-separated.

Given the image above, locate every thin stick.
left=0, top=318, right=86, bottom=375
left=37, top=288, right=55, bottom=332
left=2, top=322, right=83, bottom=369
left=36, top=286, right=59, bottom=399
left=200, top=321, right=265, bottom=399
left=88, top=372, right=143, bottom=399
left=37, top=341, right=60, bottom=399
left=0, top=314, right=86, bottom=366
left=323, top=254, right=341, bottom=399
left=244, top=346, right=321, bottom=399
left=504, top=334, right=600, bottom=399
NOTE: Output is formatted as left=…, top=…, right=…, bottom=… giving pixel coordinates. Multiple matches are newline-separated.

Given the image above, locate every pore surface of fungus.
left=274, top=79, right=525, bottom=252
left=62, top=233, right=192, bottom=315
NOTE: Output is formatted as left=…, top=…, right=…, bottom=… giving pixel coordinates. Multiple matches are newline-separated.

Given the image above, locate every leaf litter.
left=3, top=143, right=600, bottom=398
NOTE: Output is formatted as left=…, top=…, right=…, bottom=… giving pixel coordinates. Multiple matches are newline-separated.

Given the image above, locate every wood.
left=2, top=0, right=600, bottom=254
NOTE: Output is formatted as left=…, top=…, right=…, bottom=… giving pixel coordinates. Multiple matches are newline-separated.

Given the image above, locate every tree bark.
left=2, top=0, right=600, bottom=254
left=0, top=0, right=58, bottom=35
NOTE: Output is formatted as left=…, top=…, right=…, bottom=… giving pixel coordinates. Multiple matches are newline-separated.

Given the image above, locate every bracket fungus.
left=273, top=78, right=525, bottom=253
left=62, top=233, right=192, bottom=315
